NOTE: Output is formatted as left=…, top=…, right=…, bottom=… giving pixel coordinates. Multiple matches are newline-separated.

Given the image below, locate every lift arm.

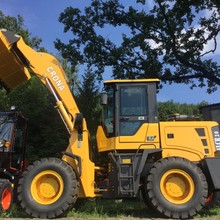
left=0, top=29, right=96, bottom=198
left=0, top=29, right=80, bottom=133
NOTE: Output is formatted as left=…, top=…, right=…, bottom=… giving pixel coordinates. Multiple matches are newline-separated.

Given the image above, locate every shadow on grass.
left=68, top=199, right=220, bottom=219
left=0, top=204, right=30, bottom=218
left=196, top=207, right=220, bottom=218
left=68, top=198, right=164, bottom=218
left=1, top=199, right=220, bottom=219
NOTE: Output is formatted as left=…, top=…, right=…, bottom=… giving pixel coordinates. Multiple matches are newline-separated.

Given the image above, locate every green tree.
left=0, top=11, right=77, bottom=160
left=158, top=100, right=208, bottom=121
left=8, top=77, right=68, bottom=161
left=57, top=55, right=79, bottom=94
left=75, top=69, right=101, bottom=142
left=0, top=10, right=43, bottom=49
left=55, top=0, right=220, bottom=93
left=0, top=89, right=10, bottom=111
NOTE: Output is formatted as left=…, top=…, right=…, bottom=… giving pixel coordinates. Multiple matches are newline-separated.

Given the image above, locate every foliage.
left=7, top=77, right=69, bottom=161
left=0, top=10, right=43, bottom=49
left=75, top=69, right=101, bottom=142
left=0, top=89, right=10, bottom=111
left=57, top=54, right=79, bottom=93
left=55, top=0, right=220, bottom=93
left=158, top=100, right=208, bottom=121
left=0, top=11, right=72, bottom=160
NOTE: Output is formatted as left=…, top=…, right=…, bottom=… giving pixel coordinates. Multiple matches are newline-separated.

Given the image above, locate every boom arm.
left=0, top=29, right=79, bottom=133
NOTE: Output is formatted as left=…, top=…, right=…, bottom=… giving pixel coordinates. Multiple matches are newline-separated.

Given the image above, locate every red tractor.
left=0, top=110, right=27, bottom=212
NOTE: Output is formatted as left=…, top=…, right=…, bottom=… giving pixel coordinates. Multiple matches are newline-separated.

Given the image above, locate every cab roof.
left=104, top=78, right=160, bottom=84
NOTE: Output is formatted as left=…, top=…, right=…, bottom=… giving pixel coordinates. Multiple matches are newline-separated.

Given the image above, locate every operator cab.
left=98, top=79, right=159, bottom=152
left=0, top=111, right=27, bottom=175
left=96, top=78, right=160, bottom=198
left=100, top=79, right=159, bottom=137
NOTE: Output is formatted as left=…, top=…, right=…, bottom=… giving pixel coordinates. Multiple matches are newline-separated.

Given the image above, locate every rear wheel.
left=17, top=157, right=79, bottom=218
left=0, top=179, right=13, bottom=212
left=142, top=157, right=208, bottom=219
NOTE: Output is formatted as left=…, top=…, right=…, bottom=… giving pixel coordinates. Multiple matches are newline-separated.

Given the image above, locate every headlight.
left=0, top=139, right=5, bottom=148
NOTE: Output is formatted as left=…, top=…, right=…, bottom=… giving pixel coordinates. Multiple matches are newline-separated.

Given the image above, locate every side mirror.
left=100, top=93, right=108, bottom=105
left=74, top=113, right=83, bottom=141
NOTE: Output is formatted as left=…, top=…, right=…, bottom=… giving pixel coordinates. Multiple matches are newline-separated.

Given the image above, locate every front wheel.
left=0, top=179, right=13, bottom=212
left=17, top=157, right=79, bottom=218
left=142, top=157, right=208, bottom=219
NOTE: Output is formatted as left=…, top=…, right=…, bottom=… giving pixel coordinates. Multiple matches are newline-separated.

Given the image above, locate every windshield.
left=0, top=116, right=14, bottom=141
left=120, top=87, right=147, bottom=116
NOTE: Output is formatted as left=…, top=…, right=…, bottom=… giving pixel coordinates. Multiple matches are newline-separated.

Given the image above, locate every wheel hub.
left=160, top=169, right=194, bottom=204
left=165, top=176, right=186, bottom=197
left=31, top=170, right=64, bottom=205
left=39, top=177, right=59, bottom=198
left=1, top=188, right=12, bottom=210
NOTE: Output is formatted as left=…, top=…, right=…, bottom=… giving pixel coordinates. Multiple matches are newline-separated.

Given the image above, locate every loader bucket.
left=0, top=29, right=31, bottom=91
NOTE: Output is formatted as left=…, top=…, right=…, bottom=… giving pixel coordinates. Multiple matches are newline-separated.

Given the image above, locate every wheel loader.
left=1, top=29, right=220, bottom=219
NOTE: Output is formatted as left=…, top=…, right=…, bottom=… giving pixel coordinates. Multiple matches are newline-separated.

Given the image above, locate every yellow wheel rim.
left=160, top=169, right=194, bottom=204
left=31, top=170, right=64, bottom=205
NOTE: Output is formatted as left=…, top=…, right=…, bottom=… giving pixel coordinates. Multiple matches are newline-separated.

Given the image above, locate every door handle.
left=120, top=117, right=129, bottom=121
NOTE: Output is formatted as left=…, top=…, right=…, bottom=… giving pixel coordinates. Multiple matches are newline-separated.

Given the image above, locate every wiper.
left=0, top=116, right=8, bottom=126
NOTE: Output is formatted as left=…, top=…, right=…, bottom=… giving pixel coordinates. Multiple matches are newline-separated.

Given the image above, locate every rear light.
left=0, top=140, right=11, bottom=148
left=4, top=141, right=11, bottom=147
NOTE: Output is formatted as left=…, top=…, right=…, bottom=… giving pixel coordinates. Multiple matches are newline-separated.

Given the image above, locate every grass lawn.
left=67, top=199, right=220, bottom=219
left=1, top=199, right=220, bottom=219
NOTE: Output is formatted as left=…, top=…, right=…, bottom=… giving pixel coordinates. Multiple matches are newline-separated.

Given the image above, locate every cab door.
left=118, top=85, right=149, bottom=142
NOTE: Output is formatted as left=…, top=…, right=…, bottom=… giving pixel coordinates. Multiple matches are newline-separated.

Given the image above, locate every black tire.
left=141, top=176, right=158, bottom=211
left=73, top=198, right=87, bottom=210
left=17, top=157, right=79, bottom=218
left=143, top=157, right=208, bottom=219
left=205, top=191, right=220, bottom=209
left=141, top=185, right=157, bottom=211
left=0, top=179, right=13, bottom=212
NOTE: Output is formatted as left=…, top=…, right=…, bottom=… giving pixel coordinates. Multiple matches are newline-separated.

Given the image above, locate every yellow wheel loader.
left=1, top=29, right=220, bottom=219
